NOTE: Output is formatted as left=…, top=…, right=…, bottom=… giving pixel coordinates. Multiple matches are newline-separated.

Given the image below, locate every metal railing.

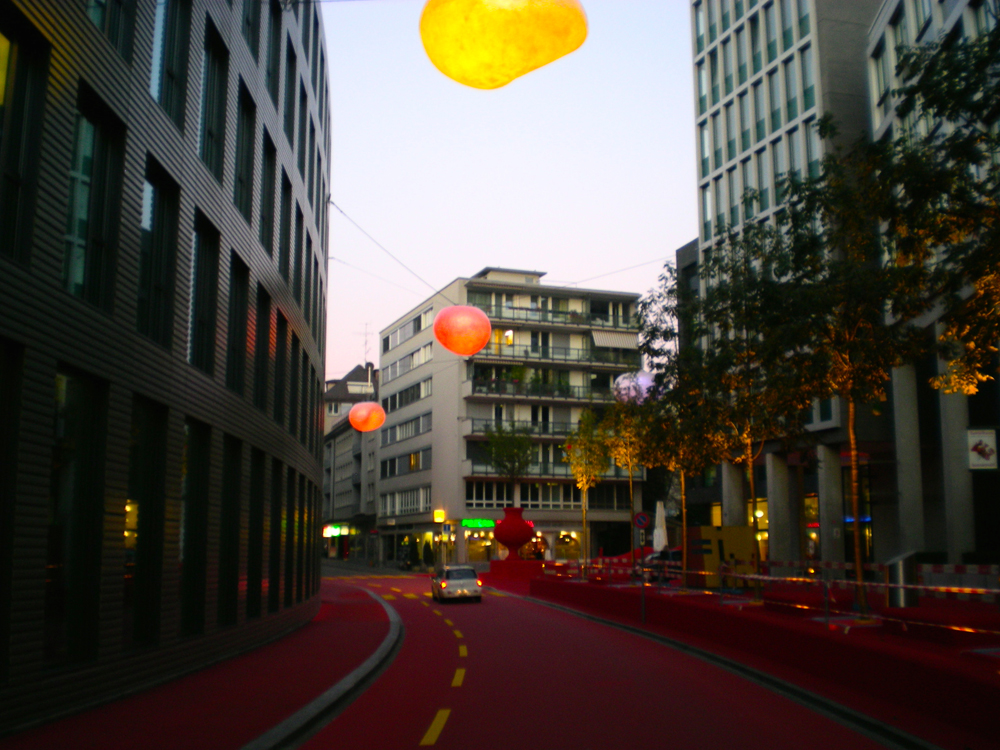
left=469, top=304, right=639, bottom=330
left=472, top=343, right=641, bottom=367
left=469, top=419, right=574, bottom=436
left=469, top=379, right=616, bottom=402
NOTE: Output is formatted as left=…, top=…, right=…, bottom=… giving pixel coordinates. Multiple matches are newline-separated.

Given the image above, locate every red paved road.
left=303, top=576, right=891, bottom=750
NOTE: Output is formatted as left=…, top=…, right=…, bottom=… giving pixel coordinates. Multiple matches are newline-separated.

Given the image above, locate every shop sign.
left=968, top=429, right=998, bottom=470
left=322, top=524, right=335, bottom=538
left=461, top=519, right=496, bottom=529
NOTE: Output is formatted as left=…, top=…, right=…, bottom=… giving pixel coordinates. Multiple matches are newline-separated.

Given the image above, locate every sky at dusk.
left=321, top=0, right=697, bottom=379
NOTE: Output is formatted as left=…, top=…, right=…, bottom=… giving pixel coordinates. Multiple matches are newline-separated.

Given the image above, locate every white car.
left=431, top=565, right=483, bottom=602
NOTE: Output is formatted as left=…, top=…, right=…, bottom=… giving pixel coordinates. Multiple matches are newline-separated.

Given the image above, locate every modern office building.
left=322, top=364, right=379, bottom=560
left=690, top=0, right=999, bottom=569
left=0, top=0, right=328, bottom=733
left=864, top=0, right=999, bottom=565
left=376, top=268, right=643, bottom=566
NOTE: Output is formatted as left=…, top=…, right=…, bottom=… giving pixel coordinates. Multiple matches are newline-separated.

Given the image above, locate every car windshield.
left=446, top=569, right=477, bottom=580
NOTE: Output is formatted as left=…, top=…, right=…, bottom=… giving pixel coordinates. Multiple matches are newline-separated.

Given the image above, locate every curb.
left=241, top=588, right=404, bottom=750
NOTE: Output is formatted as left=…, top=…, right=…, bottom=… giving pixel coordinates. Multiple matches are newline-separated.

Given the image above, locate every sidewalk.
left=0, top=565, right=402, bottom=750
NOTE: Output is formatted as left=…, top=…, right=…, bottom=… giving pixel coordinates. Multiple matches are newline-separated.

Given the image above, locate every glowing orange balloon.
left=434, top=305, right=492, bottom=356
left=420, top=0, right=588, bottom=90
left=349, top=402, right=386, bottom=432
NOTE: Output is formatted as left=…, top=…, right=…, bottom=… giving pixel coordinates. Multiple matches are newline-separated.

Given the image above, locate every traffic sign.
left=633, top=512, right=651, bottom=529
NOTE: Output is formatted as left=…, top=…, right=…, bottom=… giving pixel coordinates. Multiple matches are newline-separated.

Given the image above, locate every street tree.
left=562, top=409, right=609, bottom=569
left=600, top=400, right=655, bottom=566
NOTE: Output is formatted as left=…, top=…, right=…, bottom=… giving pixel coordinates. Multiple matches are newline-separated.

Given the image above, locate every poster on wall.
left=967, top=429, right=998, bottom=470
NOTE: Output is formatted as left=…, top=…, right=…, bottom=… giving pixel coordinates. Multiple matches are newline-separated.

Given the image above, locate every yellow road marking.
left=404, top=593, right=418, bottom=599
left=488, top=591, right=505, bottom=596
left=433, top=610, right=442, bottom=616
left=459, top=645, right=468, bottom=657
left=421, top=601, right=430, bottom=607
left=419, top=709, right=450, bottom=746
left=368, top=583, right=381, bottom=588
left=382, top=594, right=396, bottom=601
left=453, top=629, right=463, bottom=639
left=391, top=587, right=402, bottom=592
left=444, top=619, right=453, bottom=626
left=451, top=668, right=465, bottom=687
left=423, top=591, right=432, bottom=597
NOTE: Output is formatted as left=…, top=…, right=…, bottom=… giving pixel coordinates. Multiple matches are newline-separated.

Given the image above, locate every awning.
left=591, top=331, right=639, bottom=349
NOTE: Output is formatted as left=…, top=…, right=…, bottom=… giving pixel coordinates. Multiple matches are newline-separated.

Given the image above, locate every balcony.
left=469, top=461, right=642, bottom=480
left=471, top=343, right=641, bottom=368
left=469, top=418, right=573, bottom=437
left=468, top=379, right=615, bottom=403
left=470, top=304, right=638, bottom=330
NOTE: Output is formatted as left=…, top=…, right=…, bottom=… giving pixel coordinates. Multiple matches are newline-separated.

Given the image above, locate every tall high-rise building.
left=376, top=269, right=642, bottom=566
left=0, top=0, right=328, bottom=731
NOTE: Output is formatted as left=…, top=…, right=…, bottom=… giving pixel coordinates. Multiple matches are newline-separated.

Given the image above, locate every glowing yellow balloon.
left=420, top=0, right=588, bottom=90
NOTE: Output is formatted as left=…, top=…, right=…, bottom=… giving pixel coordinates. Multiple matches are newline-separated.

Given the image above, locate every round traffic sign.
left=633, top=512, right=651, bottom=529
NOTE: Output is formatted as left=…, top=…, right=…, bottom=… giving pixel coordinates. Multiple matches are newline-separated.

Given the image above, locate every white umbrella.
left=653, top=501, right=667, bottom=553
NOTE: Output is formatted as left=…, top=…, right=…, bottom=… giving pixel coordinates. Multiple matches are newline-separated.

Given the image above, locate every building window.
left=735, top=27, right=747, bottom=84
left=293, top=203, right=303, bottom=302
left=138, top=164, right=179, bottom=348
left=124, top=395, right=167, bottom=649
left=714, top=178, right=724, bottom=233
left=46, top=368, right=108, bottom=662
left=750, top=15, right=762, bottom=73
left=283, top=40, right=296, bottom=143
left=805, top=119, right=820, bottom=179
left=768, top=71, right=781, bottom=132
left=275, top=312, right=288, bottom=425
left=780, top=0, right=794, bottom=50
left=728, top=168, right=740, bottom=226
left=709, top=50, right=719, bottom=106
left=787, top=127, right=801, bottom=182
left=226, top=252, right=250, bottom=395
left=253, top=284, right=271, bottom=411
left=247, top=448, right=266, bottom=619
left=756, top=149, right=770, bottom=210
left=722, top=39, right=733, bottom=96
left=218, top=435, right=242, bottom=627
left=712, top=114, right=722, bottom=170
left=697, top=62, right=707, bottom=115
left=289, top=334, right=300, bottom=436
left=708, top=0, right=717, bottom=42
left=701, top=185, right=712, bottom=241
left=873, top=40, right=891, bottom=120
left=149, top=0, right=190, bottom=128
left=188, top=212, right=219, bottom=374
left=739, top=94, right=751, bottom=151
left=233, top=83, right=256, bottom=223
left=241, top=0, right=260, bottom=59
left=764, top=3, right=778, bottom=62
left=259, top=130, right=276, bottom=255
left=268, top=458, right=282, bottom=613
left=725, top=104, right=736, bottom=160
left=699, top=124, right=710, bottom=177
left=199, top=23, right=228, bottom=180
left=266, top=0, right=282, bottom=106
left=742, top=158, right=755, bottom=220
left=914, top=0, right=932, bottom=37
left=784, top=59, right=798, bottom=121
left=695, top=1, right=706, bottom=53
left=278, top=171, right=292, bottom=280
left=297, top=83, right=307, bottom=177
left=801, top=45, right=814, bottom=110
left=797, top=0, right=809, bottom=37
left=772, top=138, right=786, bottom=202
left=63, top=94, right=124, bottom=310
left=753, top=82, right=765, bottom=142
left=87, top=0, right=135, bottom=59
left=0, top=13, right=47, bottom=265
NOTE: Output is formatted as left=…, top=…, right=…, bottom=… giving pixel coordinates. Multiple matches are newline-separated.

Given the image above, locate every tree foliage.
left=563, top=409, right=609, bottom=566
left=485, top=422, right=534, bottom=491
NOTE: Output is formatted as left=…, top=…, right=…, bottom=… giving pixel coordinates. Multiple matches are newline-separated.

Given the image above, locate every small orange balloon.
left=434, top=305, right=492, bottom=356
left=349, top=402, right=386, bottom=432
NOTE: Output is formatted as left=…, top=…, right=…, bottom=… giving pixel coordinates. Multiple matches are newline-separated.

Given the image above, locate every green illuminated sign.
left=461, top=519, right=495, bottom=529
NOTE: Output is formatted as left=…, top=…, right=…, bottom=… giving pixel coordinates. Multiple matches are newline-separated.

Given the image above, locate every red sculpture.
left=493, top=507, right=534, bottom=560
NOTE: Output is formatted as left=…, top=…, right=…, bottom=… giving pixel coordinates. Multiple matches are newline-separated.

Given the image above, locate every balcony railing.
left=469, top=461, right=642, bottom=480
left=472, top=343, right=641, bottom=367
left=469, top=419, right=573, bottom=437
left=469, top=304, right=638, bottom=330
left=469, top=379, right=615, bottom=402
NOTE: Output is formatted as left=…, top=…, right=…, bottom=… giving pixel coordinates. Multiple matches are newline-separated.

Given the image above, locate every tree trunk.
left=848, top=398, right=868, bottom=613
left=680, top=470, right=688, bottom=588
left=581, top=487, right=589, bottom=577
left=627, top=457, right=635, bottom=568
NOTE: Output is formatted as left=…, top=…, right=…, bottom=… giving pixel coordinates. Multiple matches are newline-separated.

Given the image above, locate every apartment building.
left=322, top=365, right=379, bottom=559
left=0, top=0, right=328, bottom=732
left=865, top=0, right=999, bottom=564
left=376, top=268, right=643, bottom=566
